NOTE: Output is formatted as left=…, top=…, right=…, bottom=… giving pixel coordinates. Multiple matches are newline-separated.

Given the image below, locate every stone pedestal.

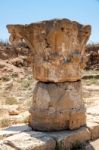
left=29, top=81, right=86, bottom=131
left=7, top=18, right=91, bottom=131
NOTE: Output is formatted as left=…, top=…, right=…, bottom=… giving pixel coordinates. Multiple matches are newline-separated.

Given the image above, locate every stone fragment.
left=87, top=122, right=99, bottom=140
left=0, top=111, right=30, bottom=128
left=49, top=127, right=91, bottom=150
left=0, top=105, right=19, bottom=119
left=0, top=126, right=91, bottom=150
left=29, top=81, right=86, bottom=131
left=3, top=131, right=56, bottom=150
left=8, top=109, right=19, bottom=116
left=8, top=111, right=30, bottom=123
left=0, top=124, right=32, bottom=138
left=7, top=19, right=91, bottom=82
left=86, top=139, right=99, bottom=150
left=0, top=127, right=90, bottom=150
left=0, top=143, right=15, bottom=150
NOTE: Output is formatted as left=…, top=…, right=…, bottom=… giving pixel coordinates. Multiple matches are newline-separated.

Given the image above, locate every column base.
left=29, top=81, right=86, bottom=131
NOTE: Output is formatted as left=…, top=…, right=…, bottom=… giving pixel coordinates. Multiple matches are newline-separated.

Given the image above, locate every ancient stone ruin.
left=7, top=19, right=91, bottom=131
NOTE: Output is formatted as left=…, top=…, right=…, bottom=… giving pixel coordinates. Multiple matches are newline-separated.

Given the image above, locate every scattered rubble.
left=86, top=44, right=99, bottom=70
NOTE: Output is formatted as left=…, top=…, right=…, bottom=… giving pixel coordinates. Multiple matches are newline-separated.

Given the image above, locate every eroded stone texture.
left=0, top=126, right=92, bottom=150
left=2, top=132, right=56, bottom=150
left=29, top=81, right=86, bottom=131
left=7, top=19, right=91, bottom=82
left=7, top=19, right=91, bottom=131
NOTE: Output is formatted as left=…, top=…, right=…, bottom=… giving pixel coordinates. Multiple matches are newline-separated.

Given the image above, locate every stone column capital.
left=7, top=19, right=91, bottom=82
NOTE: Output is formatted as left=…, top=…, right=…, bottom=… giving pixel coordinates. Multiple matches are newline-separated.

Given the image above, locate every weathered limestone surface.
left=49, top=127, right=91, bottom=150
left=87, top=122, right=99, bottom=140
left=29, top=81, right=86, bottom=131
left=0, top=121, right=99, bottom=150
left=0, top=124, right=32, bottom=138
left=0, top=144, right=15, bottom=150
left=7, top=19, right=91, bottom=82
left=0, top=125, right=91, bottom=150
left=2, top=131, right=56, bottom=150
left=86, top=139, right=99, bottom=150
left=7, top=19, right=91, bottom=131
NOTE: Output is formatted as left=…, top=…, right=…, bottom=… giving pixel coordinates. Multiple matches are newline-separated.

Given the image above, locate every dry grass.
left=83, top=78, right=99, bottom=86
left=5, top=97, right=18, bottom=105
left=0, top=119, right=11, bottom=128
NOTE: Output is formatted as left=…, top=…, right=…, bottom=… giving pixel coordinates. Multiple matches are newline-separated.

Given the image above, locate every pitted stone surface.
left=49, top=127, right=91, bottom=150
left=7, top=19, right=91, bottom=82
left=0, top=124, right=32, bottom=138
left=2, top=131, right=56, bottom=150
left=0, top=126, right=92, bottom=150
left=0, top=123, right=99, bottom=150
left=29, top=81, right=86, bottom=131
left=7, top=18, right=91, bottom=131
